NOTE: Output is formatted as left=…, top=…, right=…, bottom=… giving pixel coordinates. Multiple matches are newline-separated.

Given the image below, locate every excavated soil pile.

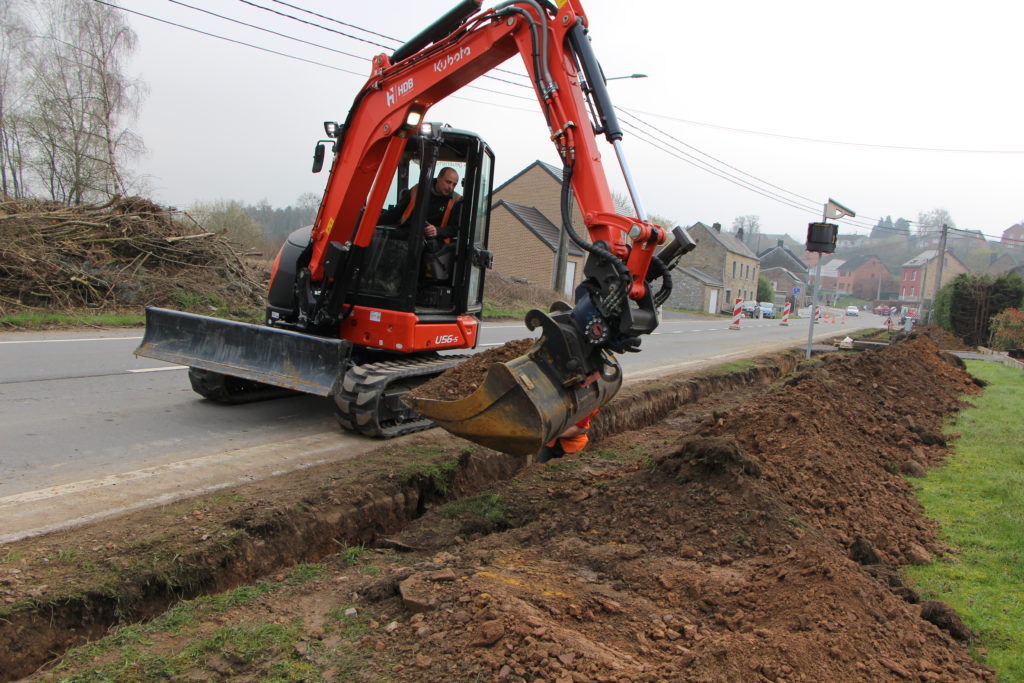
left=12, top=332, right=996, bottom=682
left=903, top=324, right=974, bottom=351
left=357, top=335, right=993, bottom=682
left=0, top=196, right=266, bottom=316
left=408, top=338, right=535, bottom=400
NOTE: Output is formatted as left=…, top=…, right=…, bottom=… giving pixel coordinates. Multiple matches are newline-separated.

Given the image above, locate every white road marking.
left=127, top=366, right=188, bottom=373
left=0, top=336, right=143, bottom=344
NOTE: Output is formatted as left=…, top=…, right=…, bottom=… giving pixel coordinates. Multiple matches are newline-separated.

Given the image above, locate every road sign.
left=793, top=287, right=801, bottom=295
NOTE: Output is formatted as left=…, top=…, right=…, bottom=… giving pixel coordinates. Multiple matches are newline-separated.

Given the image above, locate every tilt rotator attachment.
left=405, top=304, right=624, bottom=458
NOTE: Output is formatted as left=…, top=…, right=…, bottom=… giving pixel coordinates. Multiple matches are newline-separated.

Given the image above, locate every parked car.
left=758, top=302, right=775, bottom=319
left=741, top=301, right=759, bottom=318
left=845, top=305, right=859, bottom=317
left=873, top=305, right=892, bottom=315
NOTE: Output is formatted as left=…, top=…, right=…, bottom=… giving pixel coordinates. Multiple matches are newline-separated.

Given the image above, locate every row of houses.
left=485, top=160, right=1022, bottom=315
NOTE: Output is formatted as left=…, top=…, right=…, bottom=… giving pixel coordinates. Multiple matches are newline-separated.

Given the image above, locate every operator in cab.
left=381, top=167, right=462, bottom=283
left=380, top=167, right=461, bottom=240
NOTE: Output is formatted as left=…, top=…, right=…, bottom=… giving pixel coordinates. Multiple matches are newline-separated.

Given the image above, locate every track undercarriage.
left=187, top=353, right=468, bottom=440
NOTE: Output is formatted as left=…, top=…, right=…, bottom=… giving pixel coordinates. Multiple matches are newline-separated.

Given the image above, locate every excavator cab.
left=362, top=124, right=494, bottom=317
left=266, top=124, right=493, bottom=335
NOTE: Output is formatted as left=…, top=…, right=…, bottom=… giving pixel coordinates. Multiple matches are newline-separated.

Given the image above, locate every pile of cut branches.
left=0, top=196, right=267, bottom=316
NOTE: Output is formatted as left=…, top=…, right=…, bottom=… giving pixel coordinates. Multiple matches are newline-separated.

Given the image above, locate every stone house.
left=760, top=267, right=806, bottom=307
left=1001, top=223, right=1024, bottom=250
left=678, top=222, right=760, bottom=312
left=488, top=160, right=586, bottom=296
left=898, top=250, right=968, bottom=311
left=663, top=266, right=724, bottom=314
left=743, top=232, right=803, bottom=255
left=985, top=252, right=1022, bottom=275
left=758, top=240, right=808, bottom=278
left=836, top=255, right=896, bottom=301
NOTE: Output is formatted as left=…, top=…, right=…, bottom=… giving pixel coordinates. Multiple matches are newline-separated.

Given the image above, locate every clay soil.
left=408, top=338, right=536, bottom=400
left=4, top=331, right=997, bottom=682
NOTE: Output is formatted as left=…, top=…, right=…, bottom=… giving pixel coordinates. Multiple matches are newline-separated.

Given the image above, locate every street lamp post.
left=805, top=199, right=855, bottom=359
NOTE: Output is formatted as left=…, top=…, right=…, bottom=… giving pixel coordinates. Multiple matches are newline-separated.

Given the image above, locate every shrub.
left=990, top=307, right=1024, bottom=350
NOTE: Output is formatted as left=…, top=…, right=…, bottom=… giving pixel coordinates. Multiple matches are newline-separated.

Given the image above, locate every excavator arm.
left=299, top=0, right=696, bottom=454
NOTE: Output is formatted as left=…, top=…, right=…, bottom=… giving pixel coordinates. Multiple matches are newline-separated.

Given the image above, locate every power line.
left=617, top=115, right=884, bottom=233
left=619, top=119, right=822, bottom=218
left=270, top=0, right=401, bottom=44
left=164, top=0, right=371, bottom=62
left=618, top=106, right=1024, bottom=155
left=94, top=0, right=367, bottom=76
left=617, top=106, right=819, bottom=207
left=236, top=0, right=394, bottom=50
left=244, top=0, right=535, bottom=86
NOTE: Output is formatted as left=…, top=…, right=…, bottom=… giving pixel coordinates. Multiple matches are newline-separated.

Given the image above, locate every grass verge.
left=906, top=360, right=1024, bottom=680
left=0, top=310, right=145, bottom=329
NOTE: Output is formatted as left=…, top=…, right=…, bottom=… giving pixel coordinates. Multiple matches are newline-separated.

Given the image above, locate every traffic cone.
left=841, top=313, right=846, bottom=324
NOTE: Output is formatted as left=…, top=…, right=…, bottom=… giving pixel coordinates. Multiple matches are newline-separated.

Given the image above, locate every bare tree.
left=189, top=200, right=268, bottom=253
left=10, top=0, right=144, bottom=202
left=732, top=215, right=760, bottom=242
left=0, top=1, right=30, bottom=198
left=917, top=208, right=955, bottom=235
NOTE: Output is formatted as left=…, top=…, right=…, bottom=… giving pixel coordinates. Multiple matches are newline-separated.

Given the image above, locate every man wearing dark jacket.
left=380, top=167, right=461, bottom=240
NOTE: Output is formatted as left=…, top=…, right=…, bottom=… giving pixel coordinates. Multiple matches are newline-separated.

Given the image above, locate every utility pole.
left=927, top=223, right=949, bottom=324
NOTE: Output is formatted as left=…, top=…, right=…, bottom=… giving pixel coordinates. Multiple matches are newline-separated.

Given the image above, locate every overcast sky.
left=117, top=0, right=1024, bottom=242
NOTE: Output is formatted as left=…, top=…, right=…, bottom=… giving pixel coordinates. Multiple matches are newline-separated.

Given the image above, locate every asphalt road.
left=0, top=310, right=879, bottom=542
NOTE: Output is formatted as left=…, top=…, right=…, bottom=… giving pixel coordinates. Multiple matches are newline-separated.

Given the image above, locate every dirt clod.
left=920, top=600, right=974, bottom=641
left=407, top=338, right=535, bottom=400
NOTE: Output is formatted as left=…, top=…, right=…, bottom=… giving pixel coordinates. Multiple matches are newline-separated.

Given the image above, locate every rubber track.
left=188, top=368, right=296, bottom=404
left=334, top=355, right=469, bottom=439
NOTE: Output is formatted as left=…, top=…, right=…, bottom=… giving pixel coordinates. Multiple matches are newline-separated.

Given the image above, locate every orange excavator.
left=136, top=0, right=695, bottom=456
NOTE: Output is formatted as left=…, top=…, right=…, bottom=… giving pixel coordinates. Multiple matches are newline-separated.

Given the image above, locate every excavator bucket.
left=406, top=332, right=622, bottom=457
left=135, top=307, right=352, bottom=396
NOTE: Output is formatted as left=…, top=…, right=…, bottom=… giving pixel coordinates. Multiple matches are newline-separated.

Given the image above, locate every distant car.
left=845, top=305, right=859, bottom=317
left=741, top=300, right=759, bottom=317
left=758, top=302, right=775, bottom=319
left=873, top=305, right=892, bottom=315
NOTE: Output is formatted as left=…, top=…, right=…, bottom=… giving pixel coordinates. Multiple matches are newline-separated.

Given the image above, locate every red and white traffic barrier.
left=814, top=305, right=821, bottom=324
left=780, top=301, right=791, bottom=326
left=729, top=298, right=742, bottom=329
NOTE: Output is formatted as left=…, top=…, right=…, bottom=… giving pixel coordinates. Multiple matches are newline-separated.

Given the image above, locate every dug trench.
left=1, top=331, right=995, bottom=681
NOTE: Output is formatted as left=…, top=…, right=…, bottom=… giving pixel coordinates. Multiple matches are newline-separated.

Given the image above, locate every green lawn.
left=906, top=360, right=1024, bottom=680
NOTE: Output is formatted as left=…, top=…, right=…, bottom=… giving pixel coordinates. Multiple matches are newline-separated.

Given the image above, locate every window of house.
left=732, top=262, right=736, bottom=278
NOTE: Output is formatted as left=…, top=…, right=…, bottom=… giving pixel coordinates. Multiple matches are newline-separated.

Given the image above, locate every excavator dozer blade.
left=135, top=307, right=351, bottom=396
left=405, top=346, right=622, bottom=457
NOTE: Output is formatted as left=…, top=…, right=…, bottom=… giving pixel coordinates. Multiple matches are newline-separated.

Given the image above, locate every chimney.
left=712, top=222, right=721, bottom=233
left=737, top=227, right=745, bottom=241
left=777, top=239, right=784, bottom=247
